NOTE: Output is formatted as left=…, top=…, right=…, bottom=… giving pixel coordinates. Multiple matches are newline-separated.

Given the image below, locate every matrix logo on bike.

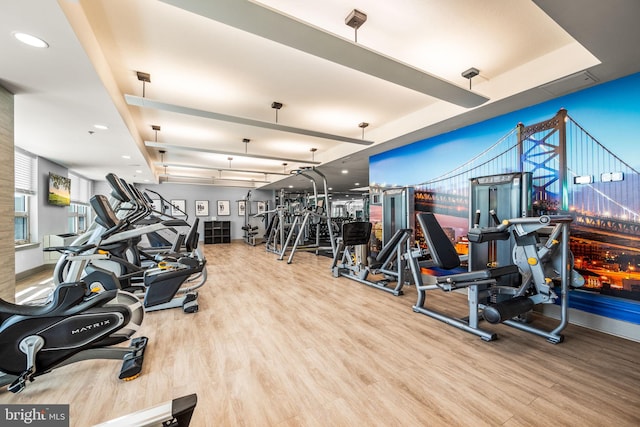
left=71, top=319, right=111, bottom=335
left=1, top=405, right=68, bottom=426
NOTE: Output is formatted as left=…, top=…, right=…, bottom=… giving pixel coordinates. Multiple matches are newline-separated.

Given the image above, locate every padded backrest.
left=91, top=194, right=120, bottom=230
left=416, top=213, right=461, bottom=270
left=341, top=221, right=372, bottom=246
left=106, top=173, right=131, bottom=203
left=186, top=218, right=199, bottom=252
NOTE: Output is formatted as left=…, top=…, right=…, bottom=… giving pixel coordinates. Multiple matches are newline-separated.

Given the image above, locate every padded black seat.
left=341, top=222, right=372, bottom=246
left=417, top=213, right=519, bottom=285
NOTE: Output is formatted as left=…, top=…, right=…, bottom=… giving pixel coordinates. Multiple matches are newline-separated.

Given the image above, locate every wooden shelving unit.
left=204, top=221, right=231, bottom=244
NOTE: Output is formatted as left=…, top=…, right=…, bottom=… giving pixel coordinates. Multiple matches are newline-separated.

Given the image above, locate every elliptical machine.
left=0, top=275, right=148, bottom=393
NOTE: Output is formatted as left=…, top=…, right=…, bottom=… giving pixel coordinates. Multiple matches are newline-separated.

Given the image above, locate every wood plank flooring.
left=3, top=242, right=640, bottom=426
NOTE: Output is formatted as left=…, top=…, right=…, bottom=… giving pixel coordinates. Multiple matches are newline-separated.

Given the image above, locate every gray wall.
left=94, top=181, right=275, bottom=242
left=0, top=85, right=15, bottom=301
left=15, top=158, right=75, bottom=275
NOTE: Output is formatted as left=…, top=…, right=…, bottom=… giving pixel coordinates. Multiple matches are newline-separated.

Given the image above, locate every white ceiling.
left=2, top=0, right=640, bottom=194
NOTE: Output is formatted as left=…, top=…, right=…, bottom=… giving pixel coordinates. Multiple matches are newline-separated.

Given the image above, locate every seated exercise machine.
left=332, top=222, right=413, bottom=296
left=407, top=212, right=583, bottom=343
left=0, top=278, right=147, bottom=393
left=95, top=393, right=197, bottom=427
left=51, top=193, right=206, bottom=313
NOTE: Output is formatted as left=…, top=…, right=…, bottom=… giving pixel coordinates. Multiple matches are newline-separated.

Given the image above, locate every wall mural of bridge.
left=413, top=108, right=640, bottom=301
left=370, top=72, right=640, bottom=322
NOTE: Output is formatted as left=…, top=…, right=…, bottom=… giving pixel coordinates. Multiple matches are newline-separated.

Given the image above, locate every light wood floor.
left=3, top=242, right=640, bottom=426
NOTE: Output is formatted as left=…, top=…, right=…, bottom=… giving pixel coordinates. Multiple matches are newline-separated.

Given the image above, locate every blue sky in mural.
left=370, top=73, right=640, bottom=186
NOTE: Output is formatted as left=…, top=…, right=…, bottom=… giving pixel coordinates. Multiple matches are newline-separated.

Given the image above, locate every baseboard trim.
left=15, top=264, right=52, bottom=282
left=540, top=304, right=640, bottom=343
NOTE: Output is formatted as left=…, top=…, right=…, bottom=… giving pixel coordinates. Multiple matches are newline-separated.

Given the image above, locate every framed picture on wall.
left=257, top=201, right=266, bottom=215
left=238, top=200, right=246, bottom=216
left=170, top=199, right=186, bottom=217
left=217, top=200, right=230, bottom=216
left=195, top=200, right=209, bottom=217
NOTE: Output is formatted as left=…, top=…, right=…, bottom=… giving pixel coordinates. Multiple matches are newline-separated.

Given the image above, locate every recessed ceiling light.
left=93, top=124, right=108, bottom=130
left=13, top=32, right=49, bottom=48
left=355, top=182, right=360, bottom=186
left=328, top=187, right=333, bottom=191
left=288, top=185, right=293, bottom=188
left=135, top=170, right=142, bottom=174
left=341, top=170, right=348, bottom=174
left=121, top=155, right=131, bottom=159
left=144, top=179, right=150, bottom=182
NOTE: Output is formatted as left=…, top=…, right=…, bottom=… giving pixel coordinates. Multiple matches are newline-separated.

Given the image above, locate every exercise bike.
left=0, top=275, right=148, bottom=393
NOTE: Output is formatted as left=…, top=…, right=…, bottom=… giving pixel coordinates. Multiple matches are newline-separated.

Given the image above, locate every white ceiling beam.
left=159, top=0, right=489, bottom=108
left=127, top=95, right=374, bottom=145
left=145, top=141, right=321, bottom=165
left=154, top=162, right=290, bottom=176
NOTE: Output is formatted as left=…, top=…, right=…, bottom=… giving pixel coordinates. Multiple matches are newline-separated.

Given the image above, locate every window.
left=15, top=194, right=30, bottom=244
left=68, top=203, right=89, bottom=234
left=68, top=172, right=92, bottom=234
left=14, top=149, right=36, bottom=245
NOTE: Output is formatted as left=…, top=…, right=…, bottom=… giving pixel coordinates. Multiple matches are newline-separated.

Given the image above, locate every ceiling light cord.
left=136, top=71, right=151, bottom=98
left=152, top=125, right=161, bottom=142
left=461, top=67, right=480, bottom=91
left=271, top=101, right=283, bottom=123
left=345, top=9, right=367, bottom=44
left=359, top=122, right=369, bottom=139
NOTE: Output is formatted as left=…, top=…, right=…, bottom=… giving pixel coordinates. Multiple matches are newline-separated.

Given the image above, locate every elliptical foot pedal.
left=119, top=336, right=148, bottom=380
left=8, top=371, right=31, bottom=394
left=183, top=292, right=198, bottom=313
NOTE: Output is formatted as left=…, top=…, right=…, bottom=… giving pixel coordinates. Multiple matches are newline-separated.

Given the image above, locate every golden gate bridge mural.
left=414, top=109, right=640, bottom=302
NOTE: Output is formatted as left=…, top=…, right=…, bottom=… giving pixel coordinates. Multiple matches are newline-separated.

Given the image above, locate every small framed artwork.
left=238, top=200, right=246, bottom=216
left=195, top=200, right=209, bottom=217
left=170, top=199, right=186, bottom=216
left=257, top=201, right=266, bottom=215
left=217, top=200, right=230, bottom=216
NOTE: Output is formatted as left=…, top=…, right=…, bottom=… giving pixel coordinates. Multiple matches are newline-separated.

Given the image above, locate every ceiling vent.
left=540, top=70, right=598, bottom=97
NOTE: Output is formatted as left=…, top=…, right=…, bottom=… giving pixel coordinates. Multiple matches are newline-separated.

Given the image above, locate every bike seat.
left=0, top=282, right=87, bottom=318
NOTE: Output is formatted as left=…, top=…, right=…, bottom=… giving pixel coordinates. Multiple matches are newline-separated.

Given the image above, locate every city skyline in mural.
left=369, top=72, right=640, bottom=322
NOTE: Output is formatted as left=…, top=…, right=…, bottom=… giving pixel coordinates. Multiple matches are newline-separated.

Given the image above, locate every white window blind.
left=14, top=149, right=36, bottom=194
left=69, top=172, right=92, bottom=203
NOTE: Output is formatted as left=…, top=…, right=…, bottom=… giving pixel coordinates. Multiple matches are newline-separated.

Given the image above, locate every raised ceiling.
left=3, top=0, right=640, bottom=193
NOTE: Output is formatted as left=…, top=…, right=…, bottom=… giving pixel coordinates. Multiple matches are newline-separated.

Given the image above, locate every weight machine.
left=331, top=222, right=412, bottom=295
left=278, top=167, right=337, bottom=264
left=407, top=172, right=583, bottom=343
left=408, top=212, right=581, bottom=343
left=241, top=191, right=267, bottom=246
